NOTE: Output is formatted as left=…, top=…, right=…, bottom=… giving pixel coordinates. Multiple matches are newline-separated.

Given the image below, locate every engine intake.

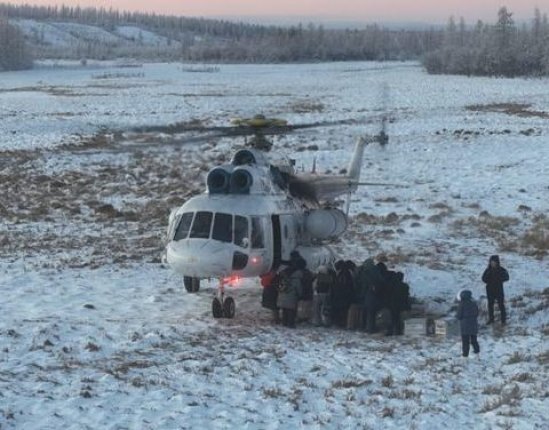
left=207, top=168, right=231, bottom=194
left=232, top=149, right=257, bottom=166
left=230, top=169, right=253, bottom=194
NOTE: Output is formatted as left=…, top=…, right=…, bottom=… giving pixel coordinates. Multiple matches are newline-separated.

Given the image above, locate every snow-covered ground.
left=0, top=62, right=548, bottom=429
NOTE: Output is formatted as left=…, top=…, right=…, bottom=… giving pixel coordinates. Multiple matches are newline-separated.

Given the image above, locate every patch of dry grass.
left=388, top=388, right=422, bottom=400
left=506, top=352, right=530, bottom=365
left=480, top=384, right=523, bottom=413
left=332, top=379, right=373, bottom=389
left=262, top=387, right=283, bottom=398
left=380, top=407, right=395, bottom=418
left=355, top=212, right=402, bottom=226
left=510, top=372, right=535, bottom=383
left=289, top=99, right=325, bottom=113
left=465, top=102, right=549, bottom=119
left=0, top=136, right=208, bottom=268
left=482, top=384, right=503, bottom=395
left=521, top=214, right=549, bottom=258
left=427, top=210, right=453, bottom=223
left=450, top=211, right=546, bottom=257
left=536, top=351, right=549, bottom=365
left=381, top=375, right=394, bottom=388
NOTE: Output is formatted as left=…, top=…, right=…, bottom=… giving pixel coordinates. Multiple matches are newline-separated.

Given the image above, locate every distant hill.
left=10, top=18, right=185, bottom=60
left=0, top=3, right=438, bottom=63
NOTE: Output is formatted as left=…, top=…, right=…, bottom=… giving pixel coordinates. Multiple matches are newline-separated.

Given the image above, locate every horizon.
left=1, top=0, right=547, bottom=26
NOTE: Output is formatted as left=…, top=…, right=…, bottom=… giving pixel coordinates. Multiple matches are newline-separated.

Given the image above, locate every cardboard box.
left=434, top=319, right=460, bottom=337
left=477, top=297, right=488, bottom=318
left=404, top=318, right=435, bottom=336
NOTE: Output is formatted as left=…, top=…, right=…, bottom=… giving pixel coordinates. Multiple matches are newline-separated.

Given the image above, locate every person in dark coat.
left=345, top=260, right=357, bottom=276
left=261, top=271, right=280, bottom=324
left=386, top=271, right=410, bottom=336
left=298, top=259, right=314, bottom=322
left=312, top=265, right=335, bottom=326
left=457, top=290, right=480, bottom=357
left=375, top=262, right=392, bottom=310
left=482, top=255, right=509, bottom=325
left=277, top=260, right=304, bottom=328
left=356, top=259, right=384, bottom=333
left=331, top=260, right=355, bottom=328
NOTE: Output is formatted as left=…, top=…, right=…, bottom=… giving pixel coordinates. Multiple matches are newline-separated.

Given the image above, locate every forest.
left=424, top=7, right=549, bottom=77
left=1, top=3, right=548, bottom=77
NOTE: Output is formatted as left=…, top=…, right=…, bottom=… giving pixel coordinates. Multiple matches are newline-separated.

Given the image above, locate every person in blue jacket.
left=457, top=290, right=480, bottom=357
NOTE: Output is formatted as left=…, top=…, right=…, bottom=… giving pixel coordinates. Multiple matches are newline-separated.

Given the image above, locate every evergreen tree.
left=0, top=17, right=33, bottom=71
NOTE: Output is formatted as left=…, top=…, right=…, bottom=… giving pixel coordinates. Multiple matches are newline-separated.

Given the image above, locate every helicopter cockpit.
left=169, top=208, right=268, bottom=273
left=173, top=211, right=265, bottom=248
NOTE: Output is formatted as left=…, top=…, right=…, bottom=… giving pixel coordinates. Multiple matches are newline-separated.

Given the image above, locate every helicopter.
left=165, top=115, right=391, bottom=318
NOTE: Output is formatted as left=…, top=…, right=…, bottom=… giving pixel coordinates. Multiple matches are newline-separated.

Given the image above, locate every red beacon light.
left=222, top=275, right=242, bottom=287
left=250, top=256, right=261, bottom=265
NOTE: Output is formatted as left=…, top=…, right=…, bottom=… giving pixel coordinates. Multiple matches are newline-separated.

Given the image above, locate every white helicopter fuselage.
left=166, top=139, right=366, bottom=282
left=166, top=193, right=333, bottom=279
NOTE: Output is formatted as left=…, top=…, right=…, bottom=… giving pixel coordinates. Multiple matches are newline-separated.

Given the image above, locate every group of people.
left=457, top=254, right=510, bottom=357
left=262, top=251, right=512, bottom=359
left=261, top=251, right=411, bottom=335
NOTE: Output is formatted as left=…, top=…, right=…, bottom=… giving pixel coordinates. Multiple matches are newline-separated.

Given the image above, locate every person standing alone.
left=482, top=255, right=509, bottom=325
left=457, top=290, right=480, bottom=358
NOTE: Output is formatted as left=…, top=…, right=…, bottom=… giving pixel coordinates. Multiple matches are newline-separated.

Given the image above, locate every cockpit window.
left=189, top=211, right=213, bottom=239
left=234, top=215, right=249, bottom=248
left=174, top=212, right=194, bottom=241
left=251, top=217, right=264, bottom=249
left=212, top=213, right=232, bottom=243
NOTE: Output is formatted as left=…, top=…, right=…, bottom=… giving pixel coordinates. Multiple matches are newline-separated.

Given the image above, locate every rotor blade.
left=378, top=82, right=390, bottom=145
left=352, top=181, right=408, bottom=188
left=131, top=117, right=374, bottom=137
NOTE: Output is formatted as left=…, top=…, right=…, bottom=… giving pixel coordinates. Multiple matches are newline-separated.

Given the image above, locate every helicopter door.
left=271, top=215, right=281, bottom=270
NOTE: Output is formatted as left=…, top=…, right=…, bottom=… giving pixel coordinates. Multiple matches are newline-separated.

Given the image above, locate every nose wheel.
left=223, top=297, right=235, bottom=318
left=184, top=276, right=200, bottom=293
left=212, top=279, right=236, bottom=319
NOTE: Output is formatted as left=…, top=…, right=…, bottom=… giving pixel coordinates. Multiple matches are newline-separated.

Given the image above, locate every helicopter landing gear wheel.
left=222, top=297, right=236, bottom=319
left=212, top=278, right=236, bottom=319
left=184, top=276, right=200, bottom=293
left=212, top=297, right=223, bottom=318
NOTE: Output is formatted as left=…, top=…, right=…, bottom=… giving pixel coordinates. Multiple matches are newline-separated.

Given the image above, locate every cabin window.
left=189, top=211, right=213, bottom=239
left=251, top=217, right=264, bottom=249
left=174, top=212, right=194, bottom=241
left=212, top=213, right=233, bottom=243
left=234, top=215, right=249, bottom=248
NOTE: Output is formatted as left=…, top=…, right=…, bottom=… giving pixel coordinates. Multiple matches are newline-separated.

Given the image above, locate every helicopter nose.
left=167, top=240, right=234, bottom=278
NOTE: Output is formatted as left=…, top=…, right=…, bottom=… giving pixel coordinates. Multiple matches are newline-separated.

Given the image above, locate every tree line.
left=0, top=3, right=438, bottom=63
left=0, top=17, right=32, bottom=71
left=423, top=7, right=549, bottom=77
left=0, top=3, right=548, bottom=77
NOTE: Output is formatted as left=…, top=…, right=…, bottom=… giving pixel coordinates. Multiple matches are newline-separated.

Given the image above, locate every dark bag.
left=316, top=272, right=333, bottom=294
left=262, top=284, right=278, bottom=310
left=300, top=269, right=314, bottom=300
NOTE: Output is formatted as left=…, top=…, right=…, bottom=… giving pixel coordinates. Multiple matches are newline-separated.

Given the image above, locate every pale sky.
left=3, top=0, right=546, bottom=24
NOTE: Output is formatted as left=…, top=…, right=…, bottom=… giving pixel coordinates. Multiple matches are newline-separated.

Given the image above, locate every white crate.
left=405, top=318, right=427, bottom=336
left=434, top=319, right=460, bottom=337
left=477, top=297, right=488, bottom=319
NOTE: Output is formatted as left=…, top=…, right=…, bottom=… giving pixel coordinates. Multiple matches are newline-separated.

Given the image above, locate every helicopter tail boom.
left=347, top=137, right=367, bottom=188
